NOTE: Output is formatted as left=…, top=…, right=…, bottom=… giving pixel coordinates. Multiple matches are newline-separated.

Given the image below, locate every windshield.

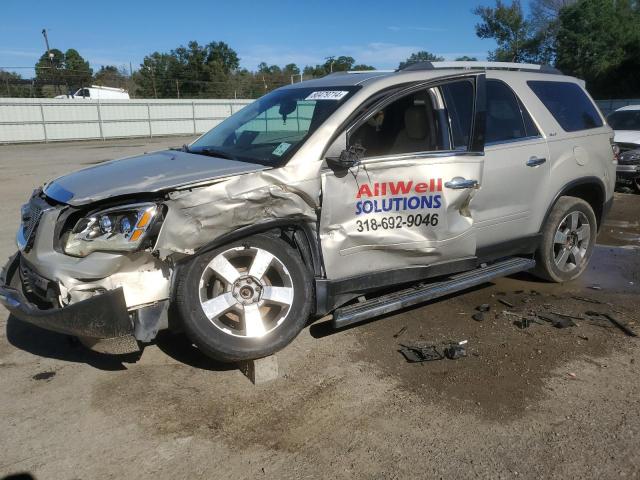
left=189, top=86, right=359, bottom=166
left=608, top=110, right=640, bottom=131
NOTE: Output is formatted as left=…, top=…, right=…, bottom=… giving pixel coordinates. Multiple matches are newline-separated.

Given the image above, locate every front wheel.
left=533, top=196, right=597, bottom=283
left=175, top=234, right=313, bottom=362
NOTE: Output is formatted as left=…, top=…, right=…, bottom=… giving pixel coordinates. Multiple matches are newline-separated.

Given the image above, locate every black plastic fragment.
left=477, top=304, right=490, bottom=312
left=444, top=344, right=467, bottom=360
left=472, top=312, right=485, bottom=322
left=398, top=344, right=444, bottom=363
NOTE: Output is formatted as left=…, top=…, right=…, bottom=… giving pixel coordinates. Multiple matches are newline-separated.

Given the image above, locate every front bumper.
left=0, top=253, right=138, bottom=353
left=616, top=164, right=640, bottom=182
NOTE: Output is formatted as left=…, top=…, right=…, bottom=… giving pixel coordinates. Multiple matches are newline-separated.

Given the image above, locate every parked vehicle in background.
left=607, top=106, right=640, bottom=192
left=54, top=85, right=130, bottom=99
left=1, top=61, right=616, bottom=363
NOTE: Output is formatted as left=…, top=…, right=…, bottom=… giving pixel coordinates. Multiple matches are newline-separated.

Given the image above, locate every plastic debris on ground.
left=398, top=340, right=468, bottom=363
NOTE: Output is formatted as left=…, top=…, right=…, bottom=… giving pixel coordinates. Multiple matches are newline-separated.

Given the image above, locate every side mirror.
left=324, top=132, right=365, bottom=171
left=326, top=144, right=366, bottom=170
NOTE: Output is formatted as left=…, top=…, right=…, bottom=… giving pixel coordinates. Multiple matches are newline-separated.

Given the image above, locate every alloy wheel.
left=198, top=246, right=294, bottom=338
left=552, top=211, right=590, bottom=273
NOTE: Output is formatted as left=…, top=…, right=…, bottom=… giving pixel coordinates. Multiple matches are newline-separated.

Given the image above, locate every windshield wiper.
left=189, top=146, right=237, bottom=161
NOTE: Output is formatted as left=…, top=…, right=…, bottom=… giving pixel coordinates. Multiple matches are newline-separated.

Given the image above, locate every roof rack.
left=324, top=70, right=395, bottom=77
left=400, top=61, right=562, bottom=75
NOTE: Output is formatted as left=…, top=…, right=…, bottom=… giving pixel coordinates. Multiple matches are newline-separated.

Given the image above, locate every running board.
left=332, top=257, right=536, bottom=329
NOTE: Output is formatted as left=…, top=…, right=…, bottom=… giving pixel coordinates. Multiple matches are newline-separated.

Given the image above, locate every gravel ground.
left=0, top=138, right=639, bottom=479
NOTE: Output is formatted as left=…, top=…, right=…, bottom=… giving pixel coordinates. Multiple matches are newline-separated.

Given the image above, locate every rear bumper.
left=0, top=253, right=138, bottom=352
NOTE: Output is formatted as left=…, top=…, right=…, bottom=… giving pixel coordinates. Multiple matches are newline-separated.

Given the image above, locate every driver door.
left=319, top=74, right=486, bottom=281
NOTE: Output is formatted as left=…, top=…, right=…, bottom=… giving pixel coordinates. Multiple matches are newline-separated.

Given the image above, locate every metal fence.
left=595, top=99, right=640, bottom=116
left=0, top=98, right=253, bottom=143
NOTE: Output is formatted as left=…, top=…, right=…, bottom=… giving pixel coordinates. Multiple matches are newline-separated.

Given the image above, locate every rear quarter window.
left=527, top=81, right=603, bottom=132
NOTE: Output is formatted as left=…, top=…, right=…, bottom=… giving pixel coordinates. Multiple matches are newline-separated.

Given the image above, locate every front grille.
left=617, top=142, right=640, bottom=153
left=619, top=150, right=640, bottom=165
left=19, top=198, right=46, bottom=252
left=23, top=204, right=43, bottom=241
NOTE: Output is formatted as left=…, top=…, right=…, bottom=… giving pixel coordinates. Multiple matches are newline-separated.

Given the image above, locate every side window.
left=441, top=81, right=474, bottom=150
left=528, top=80, right=603, bottom=132
left=486, top=80, right=538, bottom=143
left=349, top=80, right=474, bottom=157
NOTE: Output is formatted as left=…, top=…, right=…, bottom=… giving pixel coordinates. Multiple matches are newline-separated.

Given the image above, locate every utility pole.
left=176, top=80, right=180, bottom=99
left=145, top=65, right=157, bottom=99
left=41, top=28, right=60, bottom=95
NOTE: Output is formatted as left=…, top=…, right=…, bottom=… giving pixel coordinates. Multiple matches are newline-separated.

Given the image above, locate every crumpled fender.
left=155, top=166, right=320, bottom=255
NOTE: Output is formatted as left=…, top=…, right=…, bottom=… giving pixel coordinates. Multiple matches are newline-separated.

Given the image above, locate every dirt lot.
left=1, top=138, right=639, bottom=479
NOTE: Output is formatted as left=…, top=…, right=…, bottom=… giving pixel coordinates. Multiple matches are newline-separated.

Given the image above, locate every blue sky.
left=0, top=0, right=497, bottom=76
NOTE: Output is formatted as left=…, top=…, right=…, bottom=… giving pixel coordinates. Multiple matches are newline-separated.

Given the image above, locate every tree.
left=133, top=41, right=241, bottom=98
left=94, top=65, right=128, bottom=88
left=283, top=63, right=300, bottom=75
left=0, top=70, right=32, bottom=97
left=351, top=64, right=376, bottom=70
left=35, top=48, right=65, bottom=90
left=473, top=0, right=543, bottom=63
left=205, top=41, right=239, bottom=74
left=528, top=0, right=577, bottom=63
left=34, top=48, right=92, bottom=94
left=455, top=56, right=479, bottom=61
left=556, top=0, right=640, bottom=97
left=63, top=49, right=92, bottom=90
left=398, top=51, right=445, bottom=69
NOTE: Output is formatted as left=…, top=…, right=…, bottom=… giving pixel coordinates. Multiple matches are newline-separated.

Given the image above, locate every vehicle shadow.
left=152, top=331, right=236, bottom=372
left=5, top=315, right=138, bottom=371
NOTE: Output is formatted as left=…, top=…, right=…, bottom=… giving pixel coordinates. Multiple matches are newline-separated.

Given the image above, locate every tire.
left=175, top=234, right=313, bottom=362
left=533, top=196, right=597, bottom=283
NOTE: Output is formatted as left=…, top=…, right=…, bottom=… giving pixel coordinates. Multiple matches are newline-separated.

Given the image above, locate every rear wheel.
left=176, top=234, right=313, bottom=362
left=534, top=196, right=597, bottom=283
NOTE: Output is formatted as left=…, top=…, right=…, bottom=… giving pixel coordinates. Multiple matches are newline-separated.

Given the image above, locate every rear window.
left=527, top=81, right=603, bottom=132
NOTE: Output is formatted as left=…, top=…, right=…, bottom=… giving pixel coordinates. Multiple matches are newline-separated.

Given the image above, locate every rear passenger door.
left=472, top=79, right=550, bottom=250
left=319, top=75, right=486, bottom=281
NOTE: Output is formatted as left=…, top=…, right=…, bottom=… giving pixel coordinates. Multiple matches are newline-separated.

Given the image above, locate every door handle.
left=526, top=156, right=546, bottom=167
left=444, top=177, right=478, bottom=189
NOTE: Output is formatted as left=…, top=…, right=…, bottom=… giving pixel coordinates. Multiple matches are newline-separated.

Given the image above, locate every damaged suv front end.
left=0, top=85, right=353, bottom=355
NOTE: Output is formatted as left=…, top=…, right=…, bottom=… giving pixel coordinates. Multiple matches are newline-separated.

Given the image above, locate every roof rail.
left=324, top=69, right=395, bottom=77
left=400, top=61, right=562, bottom=75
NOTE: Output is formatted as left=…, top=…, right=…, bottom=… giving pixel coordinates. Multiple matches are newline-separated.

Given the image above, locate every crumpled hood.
left=43, top=150, right=269, bottom=206
left=613, top=130, right=640, bottom=146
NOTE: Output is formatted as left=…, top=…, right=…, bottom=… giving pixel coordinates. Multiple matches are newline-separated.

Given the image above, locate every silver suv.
left=0, top=61, right=616, bottom=362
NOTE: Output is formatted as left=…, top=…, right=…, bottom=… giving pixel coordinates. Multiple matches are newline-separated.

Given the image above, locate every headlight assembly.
left=63, top=203, right=160, bottom=257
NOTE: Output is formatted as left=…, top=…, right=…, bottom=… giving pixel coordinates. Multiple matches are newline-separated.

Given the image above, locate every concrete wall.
left=0, top=98, right=253, bottom=143
left=2, top=96, right=638, bottom=144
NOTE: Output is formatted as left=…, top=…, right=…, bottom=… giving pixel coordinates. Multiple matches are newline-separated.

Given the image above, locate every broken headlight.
left=63, top=203, right=160, bottom=257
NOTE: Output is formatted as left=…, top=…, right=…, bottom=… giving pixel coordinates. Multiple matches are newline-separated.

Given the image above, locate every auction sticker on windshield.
left=272, top=142, right=292, bottom=156
left=305, top=91, right=349, bottom=101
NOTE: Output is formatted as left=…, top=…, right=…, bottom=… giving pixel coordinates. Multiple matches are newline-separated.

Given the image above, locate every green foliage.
left=0, top=70, right=32, bottom=97
left=94, top=66, right=129, bottom=89
left=34, top=48, right=93, bottom=94
left=473, top=0, right=545, bottom=62
left=454, top=56, right=479, bottom=61
left=398, top=51, right=445, bottom=69
left=556, top=0, right=640, bottom=97
left=303, top=56, right=361, bottom=77
left=133, top=41, right=240, bottom=98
